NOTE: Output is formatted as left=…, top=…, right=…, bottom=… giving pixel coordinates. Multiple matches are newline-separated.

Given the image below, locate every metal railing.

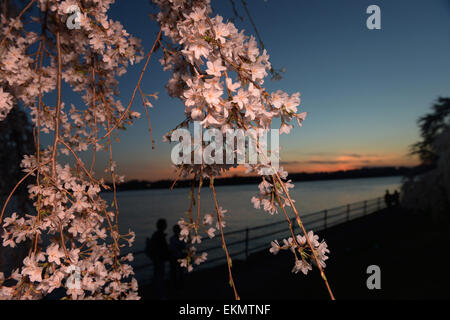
left=129, top=196, right=385, bottom=281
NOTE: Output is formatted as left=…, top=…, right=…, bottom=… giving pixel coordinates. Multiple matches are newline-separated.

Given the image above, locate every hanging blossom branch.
left=0, top=0, right=147, bottom=299
left=152, top=0, right=335, bottom=299
left=0, top=0, right=335, bottom=301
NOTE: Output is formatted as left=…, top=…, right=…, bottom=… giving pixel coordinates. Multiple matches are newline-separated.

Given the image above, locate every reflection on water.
left=106, top=176, right=402, bottom=253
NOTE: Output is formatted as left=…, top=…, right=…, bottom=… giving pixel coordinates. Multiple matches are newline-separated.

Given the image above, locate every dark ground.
left=139, top=207, right=450, bottom=300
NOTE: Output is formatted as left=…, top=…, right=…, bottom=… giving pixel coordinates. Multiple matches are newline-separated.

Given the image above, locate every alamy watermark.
left=65, top=265, right=81, bottom=290
left=170, top=122, right=280, bottom=175
left=366, top=5, right=381, bottom=30
left=366, top=265, right=381, bottom=290
left=66, top=5, right=81, bottom=30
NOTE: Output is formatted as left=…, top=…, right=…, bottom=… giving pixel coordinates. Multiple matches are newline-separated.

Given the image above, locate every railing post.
left=346, top=204, right=350, bottom=222
left=364, top=200, right=367, bottom=215
left=245, top=227, right=249, bottom=260
left=324, top=210, right=328, bottom=229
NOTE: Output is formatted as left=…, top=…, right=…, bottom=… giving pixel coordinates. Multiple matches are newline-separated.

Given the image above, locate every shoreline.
left=102, top=165, right=429, bottom=192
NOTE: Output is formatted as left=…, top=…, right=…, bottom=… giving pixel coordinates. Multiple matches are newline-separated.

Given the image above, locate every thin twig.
left=195, top=173, right=203, bottom=228
left=138, top=84, right=155, bottom=149
left=90, top=56, right=98, bottom=174
left=237, top=112, right=336, bottom=300
left=170, top=169, right=184, bottom=190
left=96, top=28, right=162, bottom=143
left=0, top=0, right=36, bottom=48
left=59, top=139, right=98, bottom=184
left=0, top=160, right=51, bottom=225
left=54, top=30, right=71, bottom=261
left=274, top=173, right=336, bottom=300
left=51, top=31, right=62, bottom=178
left=210, top=180, right=240, bottom=300
left=239, top=0, right=265, bottom=50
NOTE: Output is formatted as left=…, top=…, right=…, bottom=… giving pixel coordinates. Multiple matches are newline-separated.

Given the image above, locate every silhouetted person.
left=146, top=219, right=169, bottom=299
left=168, top=225, right=186, bottom=291
left=384, top=190, right=393, bottom=209
left=392, top=190, right=400, bottom=207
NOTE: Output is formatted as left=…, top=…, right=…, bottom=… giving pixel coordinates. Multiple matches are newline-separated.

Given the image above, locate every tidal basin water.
left=106, top=176, right=403, bottom=256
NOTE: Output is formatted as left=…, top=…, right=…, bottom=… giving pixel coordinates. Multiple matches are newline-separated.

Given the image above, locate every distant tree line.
left=104, top=166, right=429, bottom=192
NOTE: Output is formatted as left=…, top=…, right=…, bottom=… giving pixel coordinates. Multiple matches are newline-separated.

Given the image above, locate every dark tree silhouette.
left=0, top=106, right=35, bottom=196
left=402, top=97, right=450, bottom=223
left=0, top=0, right=35, bottom=275
left=410, top=97, right=450, bottom=165
left=0, top=106, right=36, bottom=276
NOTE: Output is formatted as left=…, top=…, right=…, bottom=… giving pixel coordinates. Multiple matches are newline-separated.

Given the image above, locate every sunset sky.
left=86, top=0, right=450, bottom=181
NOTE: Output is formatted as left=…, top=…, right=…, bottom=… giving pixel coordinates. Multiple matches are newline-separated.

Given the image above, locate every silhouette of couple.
left=384, top=189, right=400, bottom=209
left=145, top=219, right=186, bottom=299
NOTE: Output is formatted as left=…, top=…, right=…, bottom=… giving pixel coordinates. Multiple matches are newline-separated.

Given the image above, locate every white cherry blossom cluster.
left=0, top=87, right=13, bottom=121
left=176, top=201, right=227, bottom=271
left=1, top=0, right=143, bottom=300
left=151, top=0, right=330, bottom=292
left=250, top=170, right=295, bottom=215
left=269, top=231, right=330, bottom=275
left=178, top=211, right=218, bottom=244
left=1, top=0, right=334, bottom=300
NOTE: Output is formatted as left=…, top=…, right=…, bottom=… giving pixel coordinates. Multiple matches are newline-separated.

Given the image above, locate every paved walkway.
left=140, top=208, right=450, bottom=300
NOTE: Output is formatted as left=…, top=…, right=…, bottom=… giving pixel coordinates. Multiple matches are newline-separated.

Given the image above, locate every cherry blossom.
left=151, top=1, right=332, bottom=299
left=1, top=0, right=143, bottom=300
left=0, top=0, right=334, bottom=301
left=269, top=231, right=329, bottom=276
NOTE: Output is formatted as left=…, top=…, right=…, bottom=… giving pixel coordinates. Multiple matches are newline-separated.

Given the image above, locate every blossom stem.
left=33, top=39, right=45, bottom=254
left=210, top=180, right=240, bottom=300
left=272, top=180, right=300, bottom=260
left=240, top=116, right=335, bottom=300
left=196, top=171, right=203, bottom=228
left=138, top=84, right=155, bottom=149
left=96, top=28, right=162, bottom=143
left=274, top=173, right=336, bottom=300
left=59, top=140, right=98, bottom=183
left=0, top=160, right=51, bottom=225
left=0, top=0, right=36, bottom=48
left=90, top=57, right=98, bottom=174
left=51, top=30, right=62, bottom=179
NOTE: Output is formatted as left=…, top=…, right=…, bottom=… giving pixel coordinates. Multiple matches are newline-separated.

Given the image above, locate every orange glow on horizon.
left=113, top=152, right=420, bottom=182
left=110, top=152, right=419, bottom=181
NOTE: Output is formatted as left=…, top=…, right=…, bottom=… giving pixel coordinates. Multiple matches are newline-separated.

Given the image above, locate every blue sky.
left=87, top=0, right=450, bottom=180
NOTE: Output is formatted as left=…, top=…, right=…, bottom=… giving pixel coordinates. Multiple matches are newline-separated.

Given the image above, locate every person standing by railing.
left=392, top=190, right=400, bottom=207
left=384, top=190, right=393, bottom=209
